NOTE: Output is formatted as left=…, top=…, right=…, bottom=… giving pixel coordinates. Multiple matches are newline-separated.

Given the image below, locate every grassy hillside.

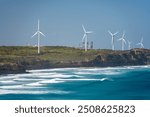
left=0, top=46, right=150, bottom=74
left=0, top=46, right=116, bottom=63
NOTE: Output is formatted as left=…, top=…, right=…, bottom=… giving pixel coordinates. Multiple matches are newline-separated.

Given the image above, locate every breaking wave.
left=1, top=65, right=150, bottom=99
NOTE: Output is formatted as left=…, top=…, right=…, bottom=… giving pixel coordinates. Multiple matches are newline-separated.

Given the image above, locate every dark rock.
left=90, top=49, right=150, bottom=67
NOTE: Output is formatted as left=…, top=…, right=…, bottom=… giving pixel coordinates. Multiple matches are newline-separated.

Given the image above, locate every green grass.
left=0, top=46, right=125, bottom=64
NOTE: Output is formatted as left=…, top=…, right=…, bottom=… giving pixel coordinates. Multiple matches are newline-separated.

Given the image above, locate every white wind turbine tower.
left=118, top=32, right=126, bottom=50
left=108, top=31, right=118, bottom=50
left=137, top=37, right=144, bottom=48
left=127, top=40, right=132, bottom=50
left=31, top=19, right=45, bottom=54
left=82, top=25, right=93, bottom=51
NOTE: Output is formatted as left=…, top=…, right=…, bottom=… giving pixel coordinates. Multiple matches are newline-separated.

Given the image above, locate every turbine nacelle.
left=31, top=31, right=45, bottom=38
left=108, top=31, right=118, bottom=37
left=82, top=25, right=93, bottom=34
left=118, top=38, right=126, bottom=44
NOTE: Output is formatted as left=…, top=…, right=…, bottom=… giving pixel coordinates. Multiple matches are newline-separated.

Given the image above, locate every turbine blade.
left=114, top=32, right=118, bottom=35
left=82, top=34, right=86, bottom=42
left=108, top=30, right=112, bottom=36
left=87, top=31, right=93, bottom=34
left=122, top=32, right=125, bottom=38
left=82, top=25, right=86, bottom=33
left=123, top=39, right=126, bottom=44
left=31, top=32, right=38, bottom=38
left=39, top=31, right=46, bottom=37
left=118, top=38, right=122, bottom=41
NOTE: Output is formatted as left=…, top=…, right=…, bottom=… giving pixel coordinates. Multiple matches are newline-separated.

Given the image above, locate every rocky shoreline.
left=0, top=47, right=150, bottom=75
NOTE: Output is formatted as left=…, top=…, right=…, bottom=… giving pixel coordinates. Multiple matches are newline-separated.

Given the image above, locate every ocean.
left=0, top=65, right=150, bottom=100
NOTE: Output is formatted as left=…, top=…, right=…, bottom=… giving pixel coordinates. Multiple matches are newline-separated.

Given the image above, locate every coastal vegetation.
left=0, top=46, right=150, bottom=74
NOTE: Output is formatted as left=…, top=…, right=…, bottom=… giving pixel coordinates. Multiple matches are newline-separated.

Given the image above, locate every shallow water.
left=0, top=66, right=150, bottom=100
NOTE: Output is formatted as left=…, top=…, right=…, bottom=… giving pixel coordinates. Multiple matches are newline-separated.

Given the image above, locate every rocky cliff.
left=90, top=48, right=150, bottom=67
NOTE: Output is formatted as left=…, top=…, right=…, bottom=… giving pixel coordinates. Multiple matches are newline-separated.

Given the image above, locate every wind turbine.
left=127, top=40, right=132, bottom=50
left=108, top=31, right=118, bottom=50
left=137, top=37, right=144, bottom=48
left=118, top=32, right=126, bottom=50
left=82, top=25, right=93, bottom=51
left=31, top=19, right=45, bottom=54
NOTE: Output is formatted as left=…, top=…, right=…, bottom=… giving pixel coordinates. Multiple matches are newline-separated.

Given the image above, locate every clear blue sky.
left=0, top=0, right=150, bottom=49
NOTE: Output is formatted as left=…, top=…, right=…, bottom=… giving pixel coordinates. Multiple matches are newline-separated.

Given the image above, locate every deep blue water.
left=0, top=66, right=150, bottom=100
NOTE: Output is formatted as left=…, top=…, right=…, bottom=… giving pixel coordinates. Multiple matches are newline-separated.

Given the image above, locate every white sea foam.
left=0, top=67, right=117, bottom=97
left=0, top=90, right=50, bottom=95
left=27, top=68, right=77, bottom=73
left=0, top=85, right=24, bottom=89
left=39, top=79, right=65, bottom=84
left=0, top=75, right=16, bottom=79
left=0, top=80, right=16, bottom=84
left=130, top=65, right=150, bottom=69
left=75, top=71, right=98, bottom=75
left=100, top=71, right=122, bottom=75
left=48, top=74, right=81, bottom=78
left=76, top=70, right=122, bottom=76
left=59, top=78, right=99, bottom=81
left=13, top=78, right=42, bottom=82
left=100, top=78, right=110, bottom=81
left=50, top=78, right=110, bottom=82
left=0, top=89, right=70, bottom=95
left=25, top=82, right=44, bottom=86
left=26, top=72, right=81, bottom=78
left=26, top=69, right=51, bottom=73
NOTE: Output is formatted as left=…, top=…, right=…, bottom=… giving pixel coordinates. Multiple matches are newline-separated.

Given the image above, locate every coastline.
left=0, top=46, right=150, bottom=75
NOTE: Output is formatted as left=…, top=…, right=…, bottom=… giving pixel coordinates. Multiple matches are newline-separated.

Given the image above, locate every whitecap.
left=13, top=78, right=42, bottom=82
left=0, top=85, right=24, bottom=89
left=100, top=71, right=122, bottom=75
left=26, top=68, right=77, bottom=73
left=75, top=71, right=98, bottom=75
left=0, top=89, right=71, bottom=95
left=26, top=69, right=51, bottom=73
left=49, top=74, right=81, bottom=78
left=100, top=78, right=111, bottom=81
left=0, top=75, right=15, bottom=79
left=25, top=82, right=44, bottom=86
left=39, top=79, right=65, bottom=84
left=52, top=78, right=110, bottom=82
left=0, top=90, right=50, bottom=95
left=0, top=80, right=16, bottom=84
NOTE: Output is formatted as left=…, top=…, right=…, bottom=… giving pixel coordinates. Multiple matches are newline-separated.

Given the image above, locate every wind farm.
left=1, top=0, right=150, bottom=101
left=0, top=18, right=149, bottom=75
left=29, top=19, right=147, bottom=53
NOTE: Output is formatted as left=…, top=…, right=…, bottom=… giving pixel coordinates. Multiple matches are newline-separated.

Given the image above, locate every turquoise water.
left=0, top=66, right=150, bottom=100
